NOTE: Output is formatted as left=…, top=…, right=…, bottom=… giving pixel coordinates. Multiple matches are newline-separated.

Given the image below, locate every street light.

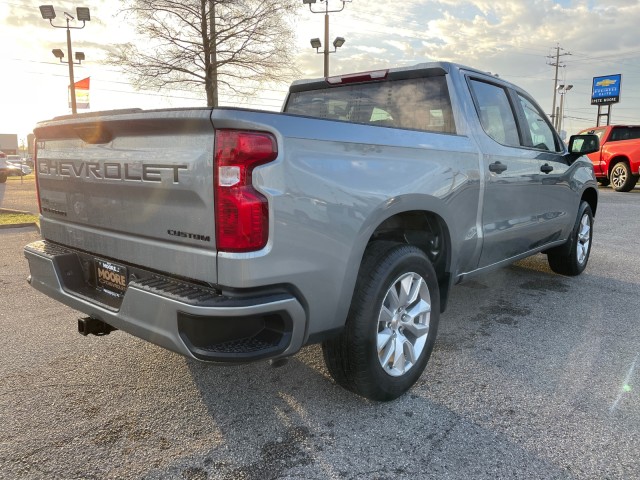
left=304, top=0, right=350, bottom=77
left=39, top=5, right=90, bottom=114
left=556, top=84, right=573, bottom=136
left=310, top=36, right=346, bottom=57
left=50, top=48, right=85, bottom=63
left=76, top=7, right=90, bottom=21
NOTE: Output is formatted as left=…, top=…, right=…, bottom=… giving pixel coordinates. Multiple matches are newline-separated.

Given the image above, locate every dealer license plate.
left=95, top=259, right=128, bottom=297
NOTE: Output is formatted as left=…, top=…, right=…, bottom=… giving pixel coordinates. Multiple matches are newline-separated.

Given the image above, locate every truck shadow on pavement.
left=174, top=345, right=571, bottom=480
left=3, top=230, right=638, bottom=479
left=151, top=255, right=639, bottom=480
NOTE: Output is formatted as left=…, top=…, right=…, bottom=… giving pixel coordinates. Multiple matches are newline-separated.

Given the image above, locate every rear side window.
left=285, top=76, right=456, bottom=134
left=610, top=127, right=640, bottom=141
left=469, top=79, right=520, bottom=147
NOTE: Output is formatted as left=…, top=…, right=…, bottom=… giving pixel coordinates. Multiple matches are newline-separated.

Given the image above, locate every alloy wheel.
left=377, top=272, right=431, bottom=377
left=611, top=164, right=627, bottom=190
left=576, top=213, right=591, bottom=265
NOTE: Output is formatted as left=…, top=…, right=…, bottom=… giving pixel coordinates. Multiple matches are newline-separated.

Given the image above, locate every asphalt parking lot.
left=1, top=182, right=638, bottom=479
left=0, top=176, right=39, bottom=214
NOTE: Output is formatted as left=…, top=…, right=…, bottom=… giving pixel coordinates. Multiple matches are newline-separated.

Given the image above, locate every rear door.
left=467, top=78, right=543, bottom=268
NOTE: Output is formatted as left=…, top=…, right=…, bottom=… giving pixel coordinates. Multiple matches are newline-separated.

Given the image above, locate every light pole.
left=303, top=0, right=349, bottom=77
left=39, top=5, right=90, bottom=114
left=557, top=84, right=573, bottom=136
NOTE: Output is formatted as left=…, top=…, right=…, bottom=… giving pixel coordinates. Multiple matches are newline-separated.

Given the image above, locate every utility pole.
left=547, top=44, right=571, bottom=130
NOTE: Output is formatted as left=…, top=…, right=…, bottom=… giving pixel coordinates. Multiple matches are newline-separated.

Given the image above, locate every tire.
left=547, top=201, right=593, bottom=276
left=597, top=178, right=610, bottom=187
left=610, top=162, right=637, bottom=192
left=322, top=241, right=440, bottom=401
left=0, top=172, right=7, bottom=183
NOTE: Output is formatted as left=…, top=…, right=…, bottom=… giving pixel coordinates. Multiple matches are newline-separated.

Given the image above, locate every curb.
left=0, top=208, right=40, bottom=232
left=0, top=208, right=38, bottom=215
left=0, top=222, right=39, bottom=231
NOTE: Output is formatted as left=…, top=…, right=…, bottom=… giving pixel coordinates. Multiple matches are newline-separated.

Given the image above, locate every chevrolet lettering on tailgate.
left=38, top=159, right=188, bottom=183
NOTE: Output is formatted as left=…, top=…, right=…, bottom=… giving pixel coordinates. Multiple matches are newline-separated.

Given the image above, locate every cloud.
left=354, top=46, right=386, bottom=55
left=3, top=0, right=640, bottom=136
left=292, top=0, right=640, bottom=132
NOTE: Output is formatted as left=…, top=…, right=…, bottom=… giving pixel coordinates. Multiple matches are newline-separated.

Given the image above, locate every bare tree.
left=111, top=0, right=300, bottom=107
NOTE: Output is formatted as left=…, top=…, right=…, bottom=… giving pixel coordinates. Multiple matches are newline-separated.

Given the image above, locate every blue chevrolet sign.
left=591, top=74, right=622, bottom=105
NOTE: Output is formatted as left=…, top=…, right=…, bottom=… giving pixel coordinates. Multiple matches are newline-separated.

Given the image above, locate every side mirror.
left=566, top=134, right=600, bottom=164
left=568, top=134, right=599, bottom=155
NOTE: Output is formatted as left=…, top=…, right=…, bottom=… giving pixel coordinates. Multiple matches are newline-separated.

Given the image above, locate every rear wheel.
left=547, top=201, right=593, bottom=276
left=322, top=242, right=440, bottom=401
left=610, top=162, right=637, bottom=192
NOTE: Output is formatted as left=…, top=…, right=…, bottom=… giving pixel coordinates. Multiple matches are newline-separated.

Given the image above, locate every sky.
left=1, top=0, right=640, bottom=151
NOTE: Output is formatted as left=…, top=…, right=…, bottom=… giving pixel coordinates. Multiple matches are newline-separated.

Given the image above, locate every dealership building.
left=0, top=134, right=34, bottom=157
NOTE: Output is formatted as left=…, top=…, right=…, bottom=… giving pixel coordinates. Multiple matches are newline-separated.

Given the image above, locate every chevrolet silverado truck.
left=578, top=125, right=640, bottom=192
left=24, top=62, right=599, bottom=401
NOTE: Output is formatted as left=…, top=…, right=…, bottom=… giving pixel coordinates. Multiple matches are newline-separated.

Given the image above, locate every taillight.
left=214, top=129, right=277, bottom=252
left=34, top=139, right=42, bottom=214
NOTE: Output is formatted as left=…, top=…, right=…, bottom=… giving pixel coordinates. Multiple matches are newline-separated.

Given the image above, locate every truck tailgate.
left=33, top=108, right=218, bottom=284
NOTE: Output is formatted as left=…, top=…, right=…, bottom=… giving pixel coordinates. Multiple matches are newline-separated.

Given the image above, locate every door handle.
left=489, top=161, right=508, bottom=174
left=540, top=163, right=554, bottom=174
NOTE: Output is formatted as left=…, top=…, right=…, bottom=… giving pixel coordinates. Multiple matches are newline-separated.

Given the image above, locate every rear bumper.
left=24, top=240, right=307, bottom=362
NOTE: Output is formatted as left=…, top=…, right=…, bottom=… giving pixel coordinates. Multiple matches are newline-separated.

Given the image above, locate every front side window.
left=469, top=79, right=520, bottom=147
left=582, top=128, right=606, bottom=143
left=517, top=94, right=561, bottom=152
left=285, top=76, right=456, bottom=134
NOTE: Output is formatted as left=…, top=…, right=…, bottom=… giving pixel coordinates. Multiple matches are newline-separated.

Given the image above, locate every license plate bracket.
left=95, top=259, right=128, bottom=298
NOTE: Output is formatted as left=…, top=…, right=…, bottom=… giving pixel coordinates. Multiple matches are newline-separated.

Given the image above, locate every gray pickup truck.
left=24, top=62, right=599, bottom=400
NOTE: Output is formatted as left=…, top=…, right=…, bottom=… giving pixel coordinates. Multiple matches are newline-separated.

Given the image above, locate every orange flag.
left=69, top=77, right=90, bottom=109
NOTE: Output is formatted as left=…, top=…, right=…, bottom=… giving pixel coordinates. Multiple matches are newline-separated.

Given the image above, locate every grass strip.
left=0, top=212, right=39, bottom=227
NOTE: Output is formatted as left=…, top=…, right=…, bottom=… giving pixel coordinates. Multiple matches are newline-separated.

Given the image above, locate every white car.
left=0, top=152, right=9, bottom=182
left=7, top=161, right=32, bottom=175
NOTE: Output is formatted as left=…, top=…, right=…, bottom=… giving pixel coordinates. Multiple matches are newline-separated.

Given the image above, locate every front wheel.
left=322, top=242, right=440, bottom=401
left=610, top=162, right=637, bottom=192
left=547, top=201, right=593, bottom=276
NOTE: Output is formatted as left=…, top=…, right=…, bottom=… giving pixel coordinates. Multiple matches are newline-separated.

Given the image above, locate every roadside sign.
left=591, top=74, right=622, bottom=105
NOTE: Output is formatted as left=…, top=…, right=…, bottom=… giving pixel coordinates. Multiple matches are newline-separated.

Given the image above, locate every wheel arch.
left=581, top=187, right=598, bottom=217
left=608, top=155, right=631, bottom=176
left=355, top=206, right=454, bottom=314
